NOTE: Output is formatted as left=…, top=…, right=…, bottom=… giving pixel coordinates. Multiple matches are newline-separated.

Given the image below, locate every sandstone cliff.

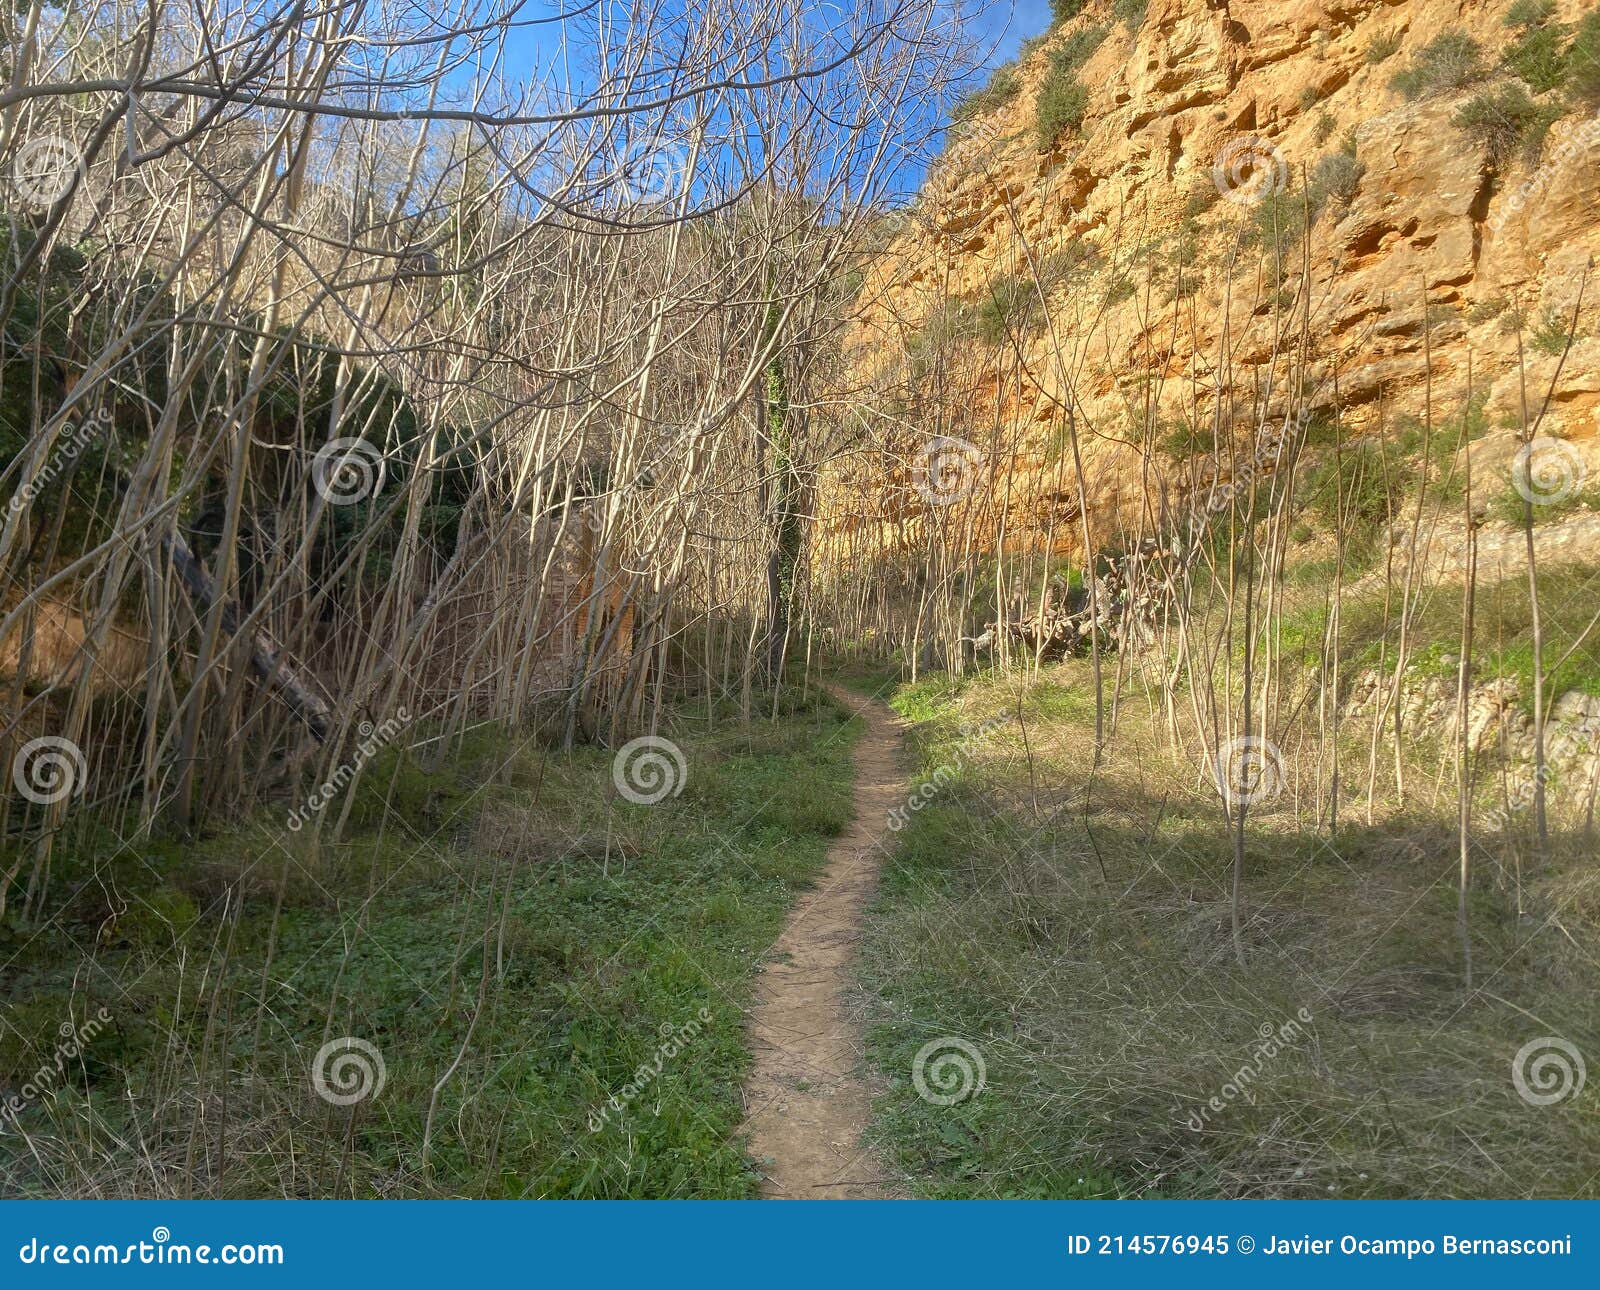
left=835, top=0, right=1600, bottom=559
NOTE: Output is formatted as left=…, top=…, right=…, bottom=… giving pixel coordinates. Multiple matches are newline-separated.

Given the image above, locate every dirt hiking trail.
left=740, top=684, right=906, bottom=1198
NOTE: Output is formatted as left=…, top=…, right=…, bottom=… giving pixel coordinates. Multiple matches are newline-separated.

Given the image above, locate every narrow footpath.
left=740, top=684, right=905, bottom=1198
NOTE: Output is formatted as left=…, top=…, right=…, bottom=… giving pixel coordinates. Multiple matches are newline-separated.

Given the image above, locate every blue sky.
left=971, top=1, right=1055, bottom=69
left=494, top=2, right=1054, bottom=100
left=899, top=0, right=1054, bottom=197
left=486, top=1, right=1058, bottom=206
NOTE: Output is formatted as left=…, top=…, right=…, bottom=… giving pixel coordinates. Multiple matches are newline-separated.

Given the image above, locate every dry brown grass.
left=858, top=658, right=1600, bottom=1198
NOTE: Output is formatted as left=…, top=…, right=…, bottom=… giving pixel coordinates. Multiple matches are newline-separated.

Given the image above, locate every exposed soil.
left=739, top=684, right=905, bottom=1199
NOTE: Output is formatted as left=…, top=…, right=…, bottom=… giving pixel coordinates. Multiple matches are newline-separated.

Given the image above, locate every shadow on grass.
left=858, top=674, right=1600, bottom=1199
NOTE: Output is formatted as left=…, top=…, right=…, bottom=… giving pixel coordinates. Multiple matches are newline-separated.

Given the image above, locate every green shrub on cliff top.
left=1504, top=22, right=1568, bottom=93
left=1033, top=29, right=1105, bottom=150
left=1389, top=31, right=1484, bottom=99
left=1505, top=0, right=1556, bottom=28
left=1454, top=84, right=1553, bottom=168
left=1035, top=71, right=1089, bottom=149
left=952, top=63, right=1021, bottom=126
left=1568, top=12, right=1600, bottom=106
left=1112, top=0, right=1147, bottom=31
left=1055, top=23, right=1109, bottom=71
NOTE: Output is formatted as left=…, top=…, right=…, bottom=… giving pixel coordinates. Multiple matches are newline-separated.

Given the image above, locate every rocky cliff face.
left=836, top=0, right=1600, bottom=559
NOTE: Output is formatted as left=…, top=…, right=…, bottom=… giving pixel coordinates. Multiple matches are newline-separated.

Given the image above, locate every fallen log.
left=162, top=530, right=334, bottom=742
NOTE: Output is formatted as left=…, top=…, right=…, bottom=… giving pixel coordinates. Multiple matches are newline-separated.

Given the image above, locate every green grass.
left=1486, top=474, right=1600, bottom=527
left=0, top=686, right=860, bottom=1197
left=888, top=672, right=977, bottom=725
left=1284, top=562, right=1600, bottom=716
left=831, top=658, right=906, bottom=700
